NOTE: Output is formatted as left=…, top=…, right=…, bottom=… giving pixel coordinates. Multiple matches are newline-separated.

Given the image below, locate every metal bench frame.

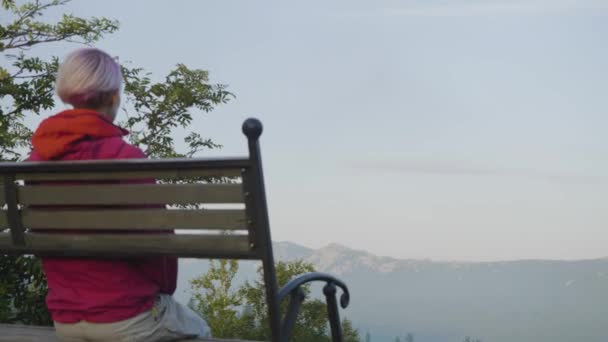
left=0, top=118, right=350, bottom=342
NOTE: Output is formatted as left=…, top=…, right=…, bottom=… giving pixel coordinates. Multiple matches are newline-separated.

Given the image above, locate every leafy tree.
left=190, top=259, right=361, bottom=341
left=189, top=259, right=243, bottom=337
left=0, top=254, right=49, bottom=325
left=341, top=319, right=361, bottom=342
left=405, top=332, right=415, bottom=342
left=1, top=0, right=231, bottom=325
left=121, top=63, right=230, bottom=158
left=395, top=337, right=401, bottom=342
left=239, top=260, right=328, bottom=341
left=0, top=0, right=119, bottom=161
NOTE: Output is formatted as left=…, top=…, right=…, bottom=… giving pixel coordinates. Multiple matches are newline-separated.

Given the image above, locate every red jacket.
left=27, top=109, right=177, bottom=324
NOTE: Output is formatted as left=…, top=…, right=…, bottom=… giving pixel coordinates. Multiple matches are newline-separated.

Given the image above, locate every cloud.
left=338, top=0, right=608, bottom=18
left=347, top=159, right=606, bottom=184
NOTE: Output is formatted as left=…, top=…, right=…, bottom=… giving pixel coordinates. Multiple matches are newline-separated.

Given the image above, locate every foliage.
left=341, top=319, right=361, bottom=342
left=1, top=0, right=232, bottom=161
left=190, top=259, right=361, bottom=341
left=0, top=0, right=119, bottom=161
left=0, top=255, right=50, bottom=325
left=238, top=260, right=329, bottom=341
left=1, top=0, right=231, bottom=325
left=121, top=63, right=231, bottom=158
left=189, top=260, right=244, bottom=337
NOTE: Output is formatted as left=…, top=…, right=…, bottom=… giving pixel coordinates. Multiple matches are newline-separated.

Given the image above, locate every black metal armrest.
left=278, top=272, right=350, bottom=306
left=278, top=272, right=350, bottom=342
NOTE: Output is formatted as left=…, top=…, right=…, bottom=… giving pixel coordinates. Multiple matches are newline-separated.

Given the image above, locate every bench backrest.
left=0, top=119, right=273, bottom=261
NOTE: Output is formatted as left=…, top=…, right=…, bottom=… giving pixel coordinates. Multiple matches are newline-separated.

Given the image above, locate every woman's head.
left=56, top=48, right=122, bottom=120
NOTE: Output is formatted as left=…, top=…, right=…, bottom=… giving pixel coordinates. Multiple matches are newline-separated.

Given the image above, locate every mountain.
left=176, top=242, right=608, bottom=342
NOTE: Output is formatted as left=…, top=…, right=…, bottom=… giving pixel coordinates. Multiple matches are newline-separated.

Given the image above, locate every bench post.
left=3, top=174, right=25, bottom=246
left=243, top=118, right=281, bottom=342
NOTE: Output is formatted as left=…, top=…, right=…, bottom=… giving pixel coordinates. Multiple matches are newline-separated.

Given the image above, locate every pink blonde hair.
left=56, top=48, right=122, bottom=108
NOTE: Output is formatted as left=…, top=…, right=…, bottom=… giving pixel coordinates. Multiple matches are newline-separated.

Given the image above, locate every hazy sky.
left=35, top=0, right=608, bottom=261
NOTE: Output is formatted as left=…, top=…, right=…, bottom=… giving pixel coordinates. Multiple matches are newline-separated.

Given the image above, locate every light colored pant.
left=54, top=295, right=211, bottom=342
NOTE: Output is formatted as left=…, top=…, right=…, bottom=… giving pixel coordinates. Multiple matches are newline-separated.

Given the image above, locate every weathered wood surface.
left=21, top=209, right=246, bottom=230
left=0, top=233, right=256, bottom=259
left=0, top=324, right=262, bottom=342
left=16, top=168, right=242, bottom=181
left=19, top=183, right=245, bottom=205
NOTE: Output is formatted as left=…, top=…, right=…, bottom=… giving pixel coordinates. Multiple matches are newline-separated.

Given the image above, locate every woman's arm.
left=131, top=255, right=178, bottom=294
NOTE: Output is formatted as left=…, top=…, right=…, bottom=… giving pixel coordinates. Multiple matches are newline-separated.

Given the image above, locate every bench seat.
left=0, top=324, right=262, bottom=342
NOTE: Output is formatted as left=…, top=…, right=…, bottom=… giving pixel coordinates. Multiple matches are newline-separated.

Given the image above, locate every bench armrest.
left=278, top=272, right=350, bottom=342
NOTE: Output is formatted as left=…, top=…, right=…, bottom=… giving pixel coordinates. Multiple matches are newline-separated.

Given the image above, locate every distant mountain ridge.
left=177, top=242, right=608, bottom=342
left=275, top=242, right=407, bottom=274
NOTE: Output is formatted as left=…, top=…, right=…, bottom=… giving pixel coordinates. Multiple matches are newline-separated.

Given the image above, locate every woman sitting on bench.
left=27, top=47, right=211, bottom=342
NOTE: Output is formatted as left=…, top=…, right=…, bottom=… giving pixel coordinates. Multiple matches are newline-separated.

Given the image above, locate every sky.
left=23, top=0, right=608, bottom=261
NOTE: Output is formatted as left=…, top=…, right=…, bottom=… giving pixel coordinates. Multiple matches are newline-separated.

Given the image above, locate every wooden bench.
left=0, top=118, right=350, bottom=342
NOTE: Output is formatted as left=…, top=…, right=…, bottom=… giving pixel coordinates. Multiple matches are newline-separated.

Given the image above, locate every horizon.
left=25, top=0, right=608, bottom=261
left=273, top=240, right=608, bottom=263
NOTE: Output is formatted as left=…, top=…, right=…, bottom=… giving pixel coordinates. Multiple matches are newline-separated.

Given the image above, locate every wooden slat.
left=19, top=183, right=244, bottom=205
left=17, top=169, right=241, bottom=181
left=4, top=175, right=25, bottom=245
left=22, top=209, right=246, bottom=230
left=0, top=324, right=59, bottom=342
left=0, top=184, right=4, bottom=206
left=0, top=324, right=264, bottom=342
left=0, top=212, right=6, bottom=228
left=0, top=233, right=255, bottom=259
left=2, top=157, right=249, bottom=173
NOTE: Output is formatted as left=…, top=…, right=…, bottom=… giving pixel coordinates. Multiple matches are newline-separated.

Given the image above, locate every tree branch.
left=4, top=0, right=64, bottom=47
left=5, top=34, right=83, bottom=50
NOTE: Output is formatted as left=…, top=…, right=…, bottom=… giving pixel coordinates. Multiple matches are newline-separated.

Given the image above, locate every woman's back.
left=27, top=108, right=175, bottom=324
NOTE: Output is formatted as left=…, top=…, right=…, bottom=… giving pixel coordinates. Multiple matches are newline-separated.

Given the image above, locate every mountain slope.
left=177, top=242, right=608, bottom=342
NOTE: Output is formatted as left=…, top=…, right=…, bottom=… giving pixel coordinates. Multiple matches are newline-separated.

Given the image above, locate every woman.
left=27, top=48, right=210, bottom=342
